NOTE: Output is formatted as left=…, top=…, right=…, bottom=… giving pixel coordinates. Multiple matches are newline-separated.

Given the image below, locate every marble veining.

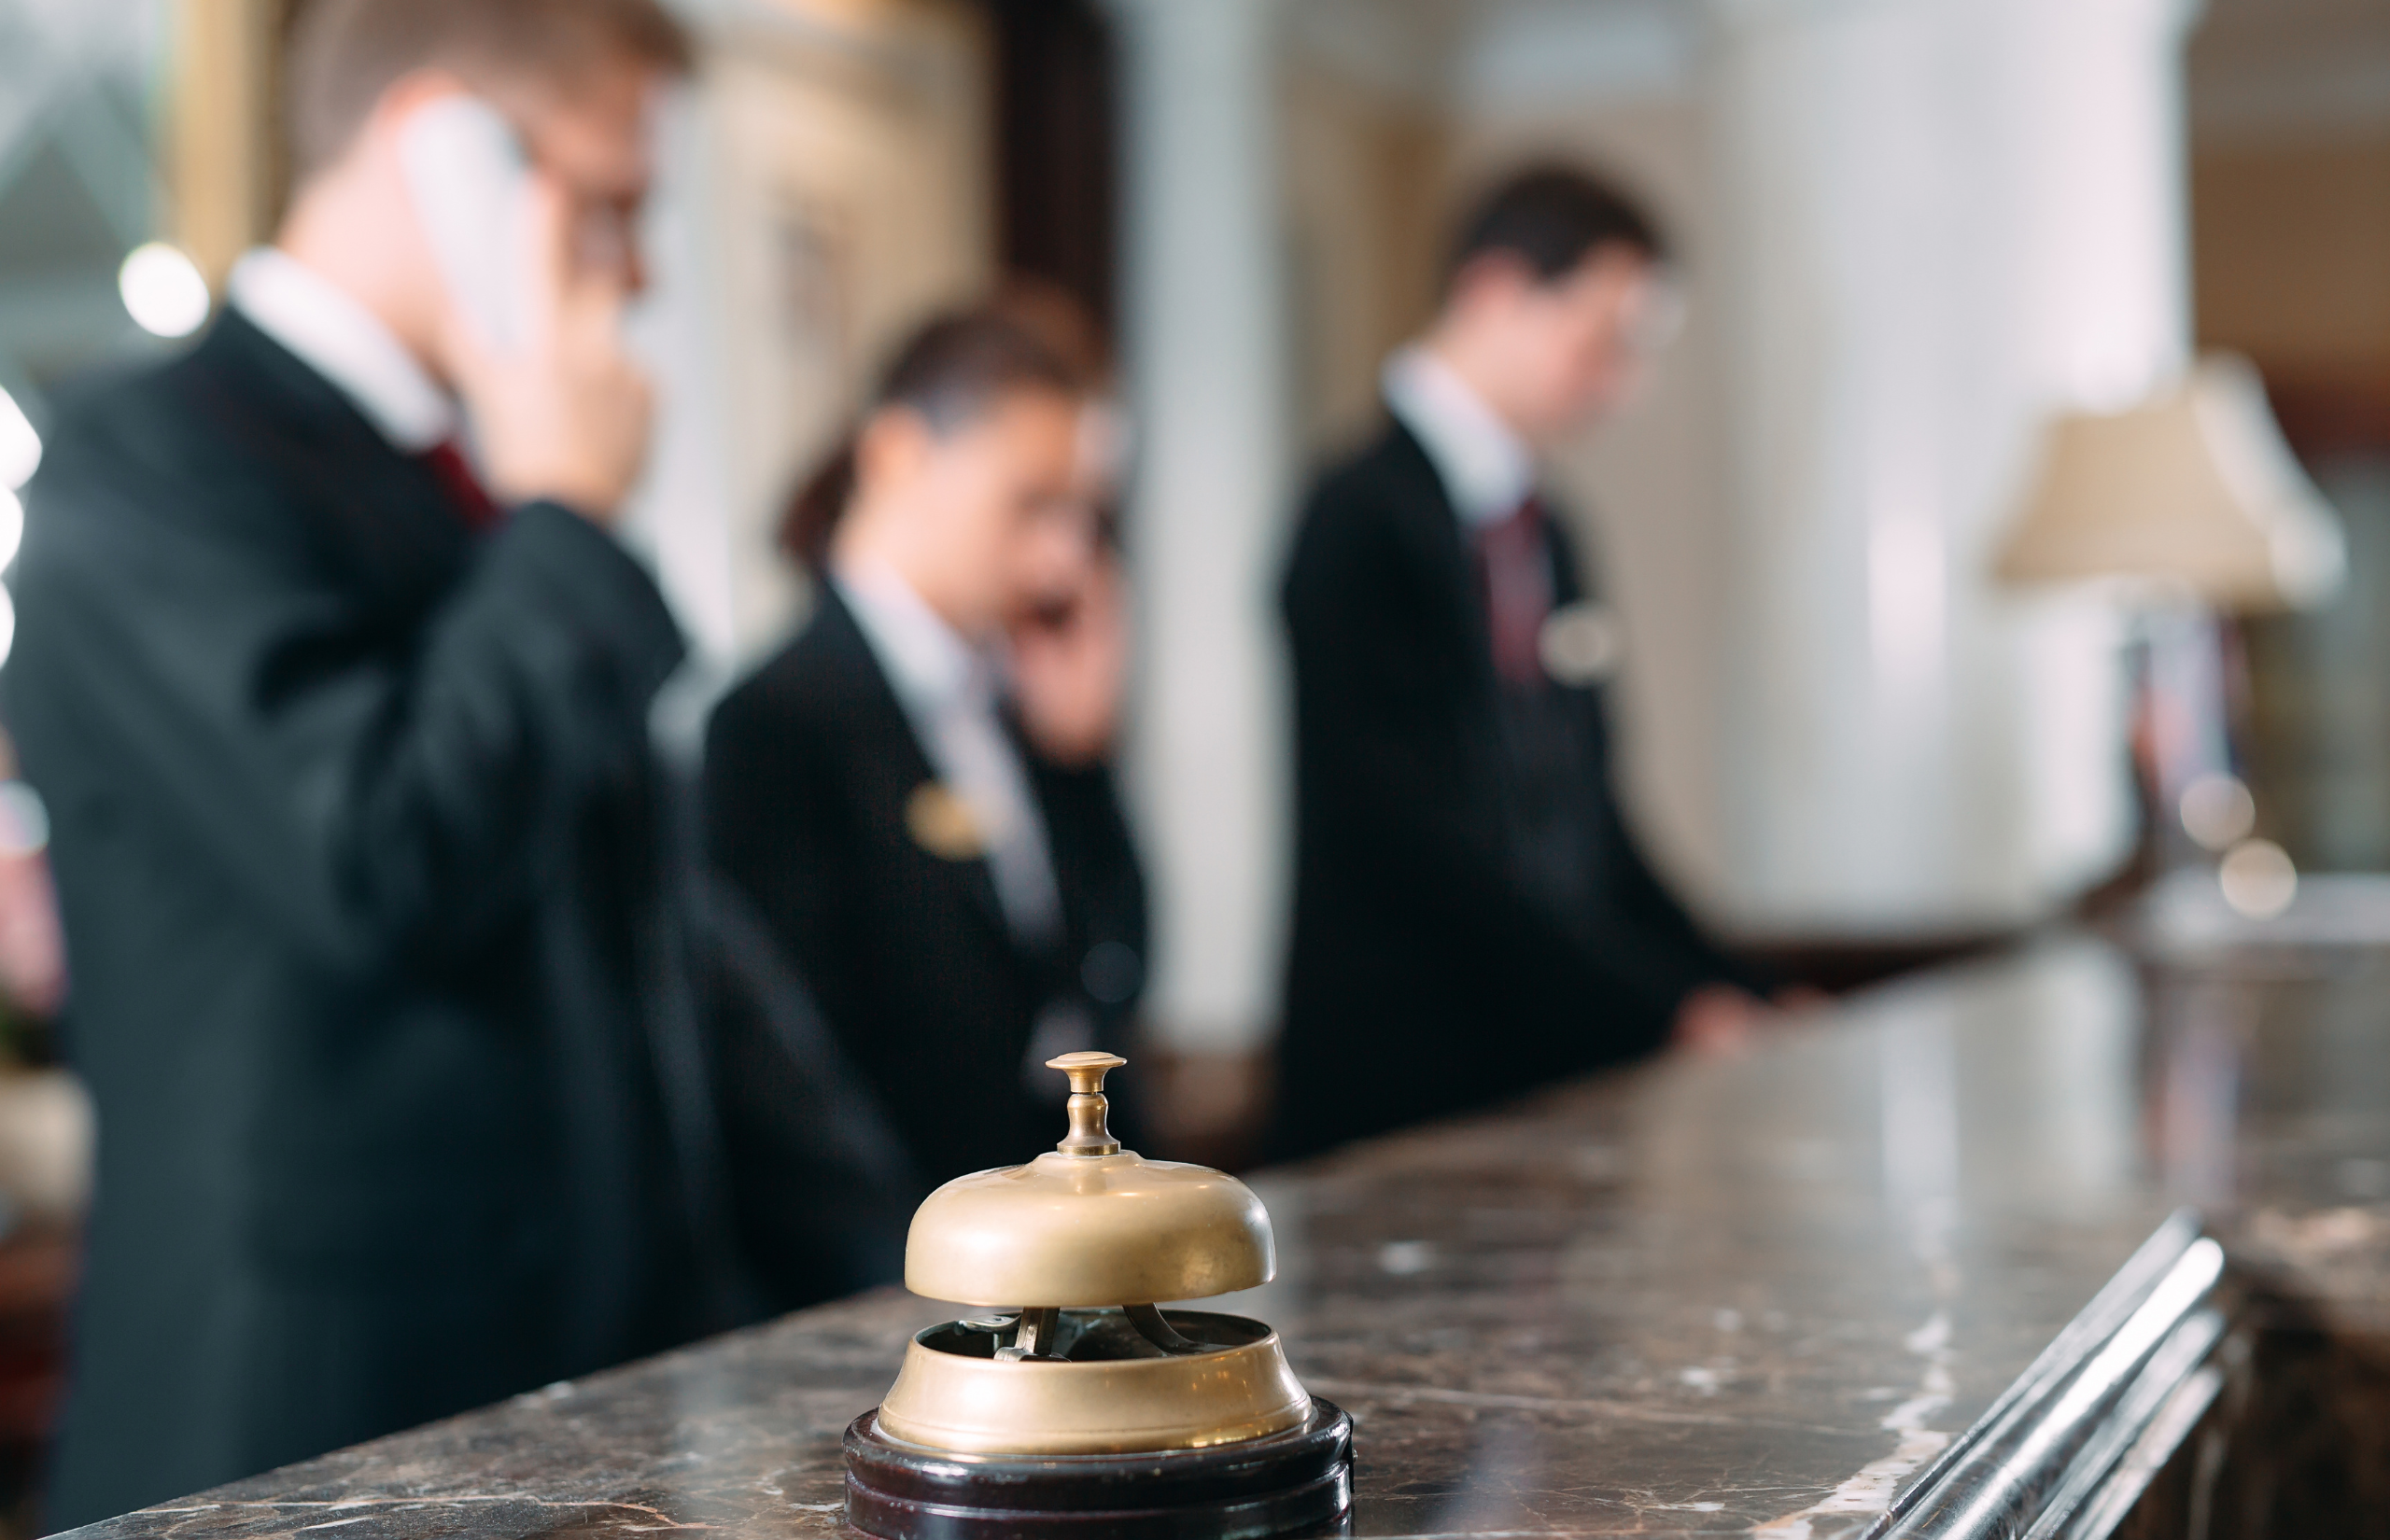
left=1756, top=1306, right=1959, bottom=1540
left=54, top=935, right=2390, bottom=1540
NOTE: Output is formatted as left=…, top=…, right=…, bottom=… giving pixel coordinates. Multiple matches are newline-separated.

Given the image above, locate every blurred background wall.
left=0, top=0, right=168, bottom=425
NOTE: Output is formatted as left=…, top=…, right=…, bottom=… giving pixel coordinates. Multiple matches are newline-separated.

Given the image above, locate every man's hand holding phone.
left=440, top=174, right=653, bottom=524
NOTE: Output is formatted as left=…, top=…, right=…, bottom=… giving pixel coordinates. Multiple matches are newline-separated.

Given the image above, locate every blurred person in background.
left=704, top=303, right=1147, bottom=1187
left=1, top=0, right=718, bottom=1520
left=1272, top=166, right=1778, bottom=1160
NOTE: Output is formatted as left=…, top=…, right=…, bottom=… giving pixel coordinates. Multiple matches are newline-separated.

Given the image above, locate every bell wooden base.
left=842, top=1398, right=1354, bottom=1540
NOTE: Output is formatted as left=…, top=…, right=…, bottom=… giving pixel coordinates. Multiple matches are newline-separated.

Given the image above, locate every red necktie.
left=1477, top=496, right=1553, bottom=686
left=420, top=440, right=504, bottom=533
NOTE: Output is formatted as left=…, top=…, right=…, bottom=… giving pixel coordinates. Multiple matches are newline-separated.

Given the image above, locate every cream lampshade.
left=1995, top=354, right=2345, bottom=612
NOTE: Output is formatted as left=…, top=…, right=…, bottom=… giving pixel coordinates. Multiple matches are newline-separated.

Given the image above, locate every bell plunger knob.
left=1049, top=1051, right=1125, bottom=1156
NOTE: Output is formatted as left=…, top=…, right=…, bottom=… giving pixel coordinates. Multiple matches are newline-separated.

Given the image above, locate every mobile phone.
left=396, top=95, right=534, bottom=353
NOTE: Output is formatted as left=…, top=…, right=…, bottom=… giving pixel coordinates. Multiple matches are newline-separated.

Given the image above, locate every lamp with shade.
left=1993, top=354, right=2346, bottom=918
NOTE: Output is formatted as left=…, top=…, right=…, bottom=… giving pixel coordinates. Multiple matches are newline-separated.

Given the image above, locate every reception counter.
left=53, top=926, right=2390, bottom=1538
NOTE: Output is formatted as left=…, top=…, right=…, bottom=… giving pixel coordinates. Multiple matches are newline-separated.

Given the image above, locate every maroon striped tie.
left=1477, top=496, right=1553, bottom=686
left=421, top=440, right=504, bottom=533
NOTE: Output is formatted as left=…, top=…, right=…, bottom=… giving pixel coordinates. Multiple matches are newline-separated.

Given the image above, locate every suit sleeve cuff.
left=485, top=500, right=687, bottom=705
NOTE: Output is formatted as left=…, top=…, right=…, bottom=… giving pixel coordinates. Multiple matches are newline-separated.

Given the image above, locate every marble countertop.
left=55, top=934, right=2390, bottom=1540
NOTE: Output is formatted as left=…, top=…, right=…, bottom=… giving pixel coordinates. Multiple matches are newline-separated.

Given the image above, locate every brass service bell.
left=843, top=1053, right=1353, bottom=1540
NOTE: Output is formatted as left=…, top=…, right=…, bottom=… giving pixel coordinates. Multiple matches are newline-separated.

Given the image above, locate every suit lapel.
left=1381, top=421, right=1502, bottom=684
left=183, top=310, right=473, bottom=619
left=812, top=587, right=1019, bottom=956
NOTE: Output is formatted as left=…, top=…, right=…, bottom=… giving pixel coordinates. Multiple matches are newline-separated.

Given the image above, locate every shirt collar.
left=228, top=247, right=457, bottom=454
left=833, top=555, right=990, bottom=714
left=1382, top=344, right=1537, bottom=528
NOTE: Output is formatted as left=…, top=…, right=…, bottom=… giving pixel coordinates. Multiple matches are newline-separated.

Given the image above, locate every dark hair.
left=286, top=0, right=696, bottom=178
left=1446, top=164, right=1667, bottom=291
left=780, top=304, right=1094, bottom=567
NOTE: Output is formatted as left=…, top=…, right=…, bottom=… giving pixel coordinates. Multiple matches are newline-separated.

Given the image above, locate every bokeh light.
left=2218, top=837, right=2297, bottom=920
left=118, top=243, right=212, bottom=340
left=2179, top=774, right=2256, bottom=851
left=0, top=387, right=38, bottom=491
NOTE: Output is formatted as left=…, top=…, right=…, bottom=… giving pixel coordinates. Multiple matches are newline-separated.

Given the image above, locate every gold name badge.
left=1538, top=601, right=1625, bottom=687
left=907, top=782, right=986, bottom=861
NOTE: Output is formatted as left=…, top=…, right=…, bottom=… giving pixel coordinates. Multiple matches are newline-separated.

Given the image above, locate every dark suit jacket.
left=4, top=313, right=704, bottom=1525
left=703, top=584, right=1147, bottom=1185
left=1272, top=421, right=1759, bottom=1159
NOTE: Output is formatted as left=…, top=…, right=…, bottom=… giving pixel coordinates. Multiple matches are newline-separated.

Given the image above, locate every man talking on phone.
left=4, top=0, right=706, bottom=1521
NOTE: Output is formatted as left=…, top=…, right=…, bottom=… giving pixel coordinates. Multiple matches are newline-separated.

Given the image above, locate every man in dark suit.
left=706, top=311, right=1147, bottom=1187
left=1272, top=167, right=1776, bottom=1160
left=2, top=0, right=712, bottom=1521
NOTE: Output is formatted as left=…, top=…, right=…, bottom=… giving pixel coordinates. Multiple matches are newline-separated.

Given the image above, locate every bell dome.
left=902, top=1053, right=1275, bottom=1309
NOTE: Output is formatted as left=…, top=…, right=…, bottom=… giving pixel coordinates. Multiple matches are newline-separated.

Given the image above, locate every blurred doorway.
left=986, top=0, right=1118, bottom=339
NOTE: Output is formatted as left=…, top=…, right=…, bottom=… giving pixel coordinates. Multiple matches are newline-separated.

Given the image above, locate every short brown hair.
left=286, top=0, right=695, bottom=178
left=781, top=304, right=1095, bottom=567
left=1447, top=164, right=1666, bottom=292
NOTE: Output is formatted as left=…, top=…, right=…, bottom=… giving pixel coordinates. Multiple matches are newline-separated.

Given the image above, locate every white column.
left=1706, top=0, right=2197, bottom=933
left=1104, top=0, right=1290, bottom=1049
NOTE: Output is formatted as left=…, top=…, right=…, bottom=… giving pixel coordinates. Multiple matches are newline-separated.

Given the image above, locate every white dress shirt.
left=1381, top=344, right=1536, bottom=528
left=228, top=247, right=457, bottom=455
left=1383, top=343, right=1630, bottom=686
left=833, top=556, right=1063, bottom=946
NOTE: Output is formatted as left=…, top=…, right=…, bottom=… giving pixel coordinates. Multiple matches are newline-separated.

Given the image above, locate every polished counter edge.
left=1875, top=1210, right=2228, bottom=1540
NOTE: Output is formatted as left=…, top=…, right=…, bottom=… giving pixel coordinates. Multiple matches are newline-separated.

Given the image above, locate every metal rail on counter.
left=1870, top=1209, right=2232, bottom=1540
